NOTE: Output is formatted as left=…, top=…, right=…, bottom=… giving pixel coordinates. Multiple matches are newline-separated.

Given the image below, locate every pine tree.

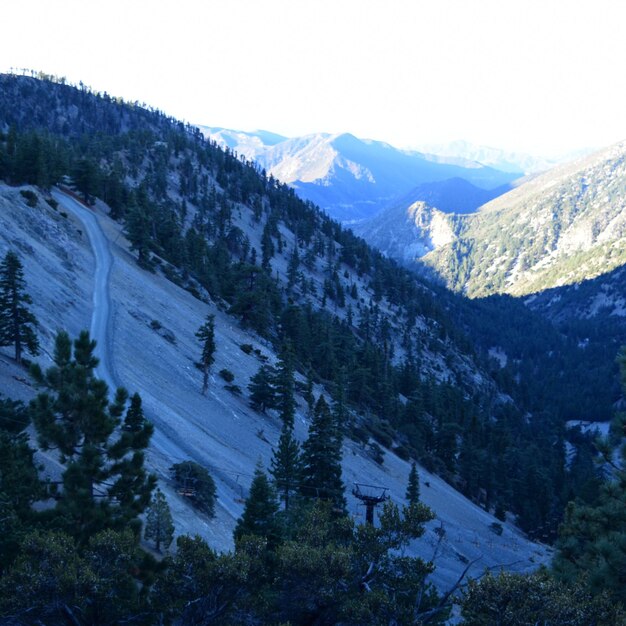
left=270, top=423, right=302, bottom=510
left=0, top=251, right=39, bottom=365
left=406, top=462, right=420, bottom=505
left=248, top=364, right=276, bottom=414
left=30, top=330, right=156, bottom=542
left=234, top=462, right=280, bottom=549
left=300, top=396, right=346, bottom=510
left=196, top=314, right=216, bottom=395
left=144, top=488, right=175, bottom=552
left=124, top=194, right=151, bottom=267
left=261, top=221, right=274, bottom=271
left=287, top=245, right=300, bottom=292
left=274, top=346, right=296, bottom=429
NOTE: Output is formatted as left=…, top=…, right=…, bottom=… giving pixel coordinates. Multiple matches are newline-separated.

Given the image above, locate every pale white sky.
left=2, top=0, right=625, bottom=156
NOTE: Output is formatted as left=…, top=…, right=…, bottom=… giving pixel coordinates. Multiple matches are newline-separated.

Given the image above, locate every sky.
left=2, top=0, right=626, bottom=157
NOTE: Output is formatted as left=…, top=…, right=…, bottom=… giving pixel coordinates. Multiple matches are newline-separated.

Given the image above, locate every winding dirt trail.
left=52, top=190, right=116, bottom=388
left=51, top=189, right=244, bottom=523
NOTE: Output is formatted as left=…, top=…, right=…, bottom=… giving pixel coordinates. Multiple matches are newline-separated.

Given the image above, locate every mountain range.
left=360, top=141, right=626, bottom=297
left=200, top=127, right=521, bottom=221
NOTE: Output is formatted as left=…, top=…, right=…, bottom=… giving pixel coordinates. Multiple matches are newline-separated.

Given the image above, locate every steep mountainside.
left=201, top=127, right=520, bottom=221
left=0, top=73, right=572, bottom=576
left=352, top=201, right=457, bottom=263
left=390, top=141, right=626, bottom=297
left=352, top=178, right=511, bottom=262
left=0, top=183, right=552, bottom=590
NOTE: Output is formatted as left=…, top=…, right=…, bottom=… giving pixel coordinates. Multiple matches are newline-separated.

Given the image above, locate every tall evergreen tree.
left=300, top=396, right=346, bottom=510
left=144, top=488, right=175, bottom=552
left=0, top=251, right=39, bottom=365
left=287, top=245, right=300, bottom=292
left=406, top=461, right=420, bottom=505
left=274, top=345, right=296, bottom=429
left=248, top=364, right=276, bottom=414
left=261, top=221, right=274, bottom=271
left=270, top=423, right=302, bottom=510
left=30, top=330, right=156, bottom=542
left=234, top=462, right=280, bottom=549
left=196, top=313, right=216, bottom=395
left=124, top=193, right=151, bottom=267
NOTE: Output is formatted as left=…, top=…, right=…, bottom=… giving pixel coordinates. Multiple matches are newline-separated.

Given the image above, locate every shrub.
left=170, top=461, right=217, bottom=517
left=240, top=343, right=254, bottom=355
left=19, top=189, right=38, bottom=207
left=219, top=369, right=235, bottom=383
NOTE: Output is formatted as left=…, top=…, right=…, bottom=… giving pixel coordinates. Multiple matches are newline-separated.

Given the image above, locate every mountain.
left=352, top=201, right=457, bottom=263
left=197, top=126, right=287, bottom=159
left=200, top=127, right=521, bottom=221
left=414, top=139, right=589, bottom=175
left=419, top=141, right=626, bottom=297
left=355, top=140, right=626, bottom=299
left=0, top=73, right=563, bottom=592
left=351, top=178, right=511, bottom=262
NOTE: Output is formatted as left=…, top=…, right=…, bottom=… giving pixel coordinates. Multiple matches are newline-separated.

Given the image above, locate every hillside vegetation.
left=420, top=141, right=626, bottom=296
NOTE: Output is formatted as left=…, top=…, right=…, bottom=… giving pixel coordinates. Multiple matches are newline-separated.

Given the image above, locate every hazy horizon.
left=2, top=1, right=625, bottom=157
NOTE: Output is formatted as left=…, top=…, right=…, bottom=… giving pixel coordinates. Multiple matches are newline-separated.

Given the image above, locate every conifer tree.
left=234, top=462, right=280, bottom=549
left=0, top=251, right=39, bottom=365
left=124, top=194, right=151, bottom=267
left=287, top=245, right=300, bottom=292
left=144, top=488, right=175, bottom=552
left=196, top=314, right=216, bottom=395
left=248, top=364, right=276, bottom=414
left=274, top=345, right=296, bottom=429
left=270, top=423, right=302, bottom=510
left=30, top=330, right=156, bottom=542
left=300, top=396, right=346, bottom=510
left=406, top=462, right=420, bottom=505
left=261, top=221, right=274, bottom=271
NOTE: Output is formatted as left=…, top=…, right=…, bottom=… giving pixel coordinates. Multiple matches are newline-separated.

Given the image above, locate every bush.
left=240, top=343, right=254, bottom=355
left=170, top=461, right=217, bottom=517
left=225, top=384, right=242, bottom=395
left=46, top=197, right=58, bottom=210
left=19, top=189, right=38, bottom=207
left=392, top=445, right=410, bottom=461
left=219, top=369, right=235, bottom=383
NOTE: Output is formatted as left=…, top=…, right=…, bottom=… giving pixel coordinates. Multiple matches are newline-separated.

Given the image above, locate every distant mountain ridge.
left=199, top=126, right=521, bottom=221
left=359, top=140, right=626, bottom=297
left=414, top=139, right=591, bottom=174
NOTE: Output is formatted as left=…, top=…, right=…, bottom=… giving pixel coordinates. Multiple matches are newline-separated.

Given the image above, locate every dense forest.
left=1, top=72, right=625, bottom=623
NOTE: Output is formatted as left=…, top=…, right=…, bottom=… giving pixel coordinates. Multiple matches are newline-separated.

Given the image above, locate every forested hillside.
left=420, top=141, right=626, bottom=297
left=0, top=72, right=608, bottom=535
left=0, top=72, right=623, bottom=623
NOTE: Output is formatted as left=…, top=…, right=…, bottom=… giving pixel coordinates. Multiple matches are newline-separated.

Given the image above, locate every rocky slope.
left=0, top=184, right=551, bottom=589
